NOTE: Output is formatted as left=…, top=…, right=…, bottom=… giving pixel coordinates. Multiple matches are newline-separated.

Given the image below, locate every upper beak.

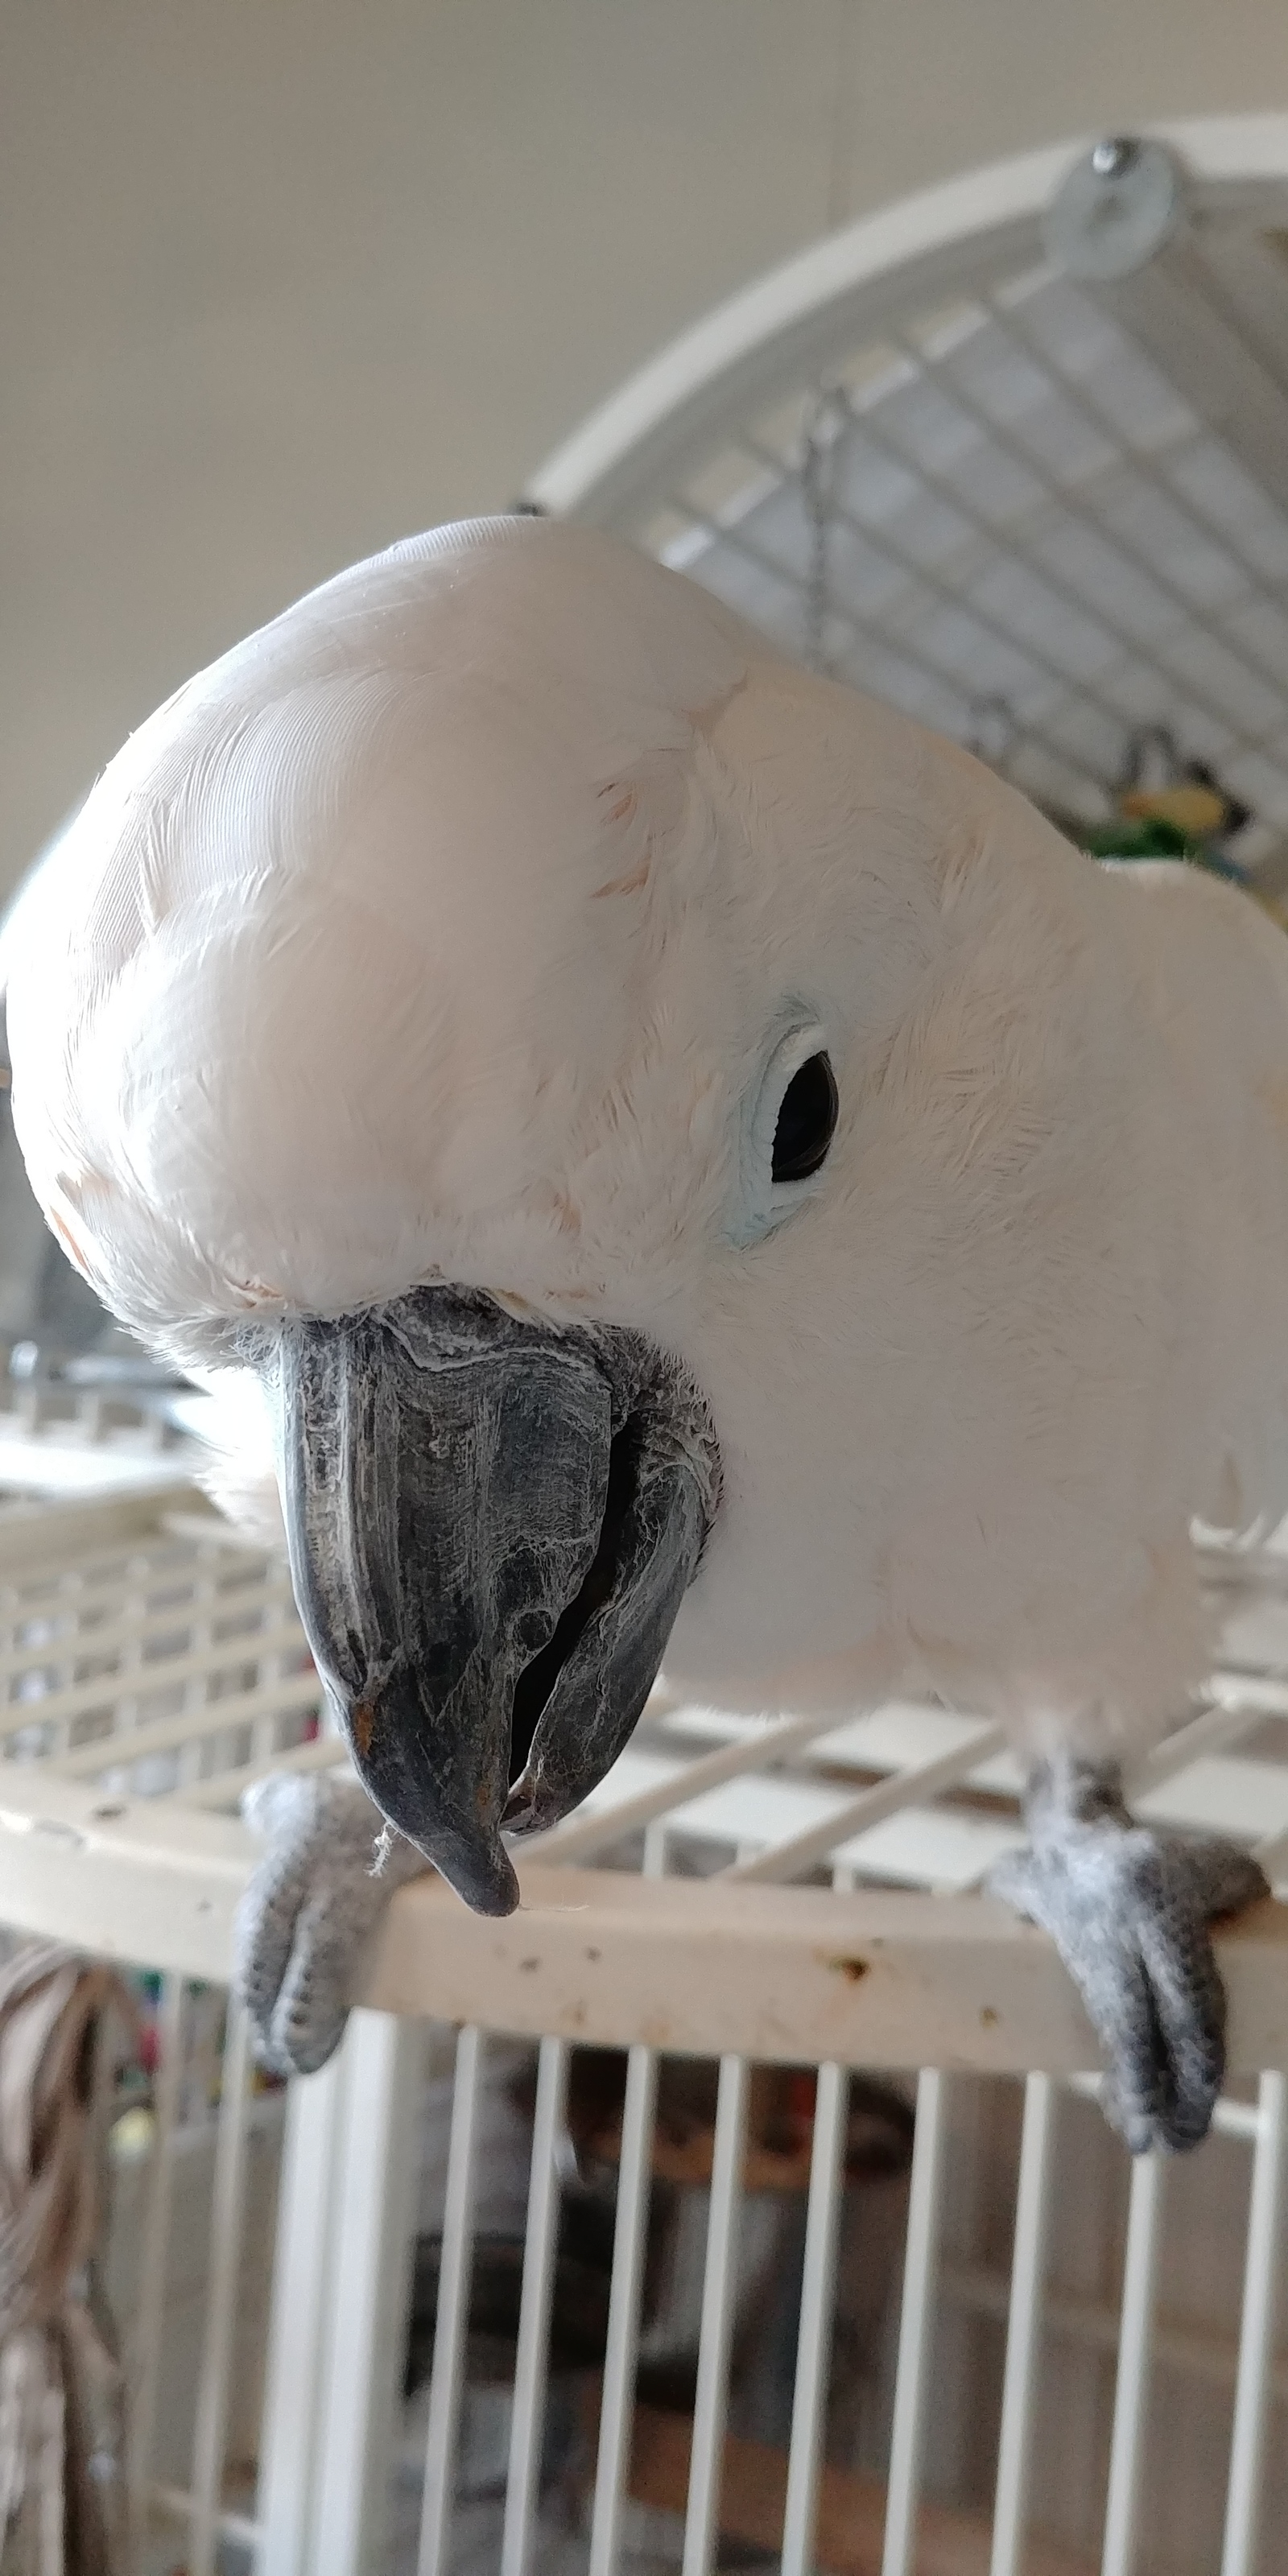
left=266, top=1287, right=720, bottom=1914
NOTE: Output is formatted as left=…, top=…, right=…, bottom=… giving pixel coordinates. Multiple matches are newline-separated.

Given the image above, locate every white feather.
left=182, top=1366, right=285, bottom=1546
left=9, top=517, right=1288, bottom=1764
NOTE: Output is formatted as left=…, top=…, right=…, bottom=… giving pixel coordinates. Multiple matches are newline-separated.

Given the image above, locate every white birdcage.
left=3, top=111, right=1288, bottom=2576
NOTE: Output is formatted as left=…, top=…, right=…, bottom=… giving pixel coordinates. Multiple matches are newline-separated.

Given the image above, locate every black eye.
left=771, top=1051, right=838, bottom=1183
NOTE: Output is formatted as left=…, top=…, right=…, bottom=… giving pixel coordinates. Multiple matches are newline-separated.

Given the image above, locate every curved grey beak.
left=266, top=1288, right=720, bottom=1914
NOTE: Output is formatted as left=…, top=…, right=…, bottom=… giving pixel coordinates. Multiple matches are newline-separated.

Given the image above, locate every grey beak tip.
left=465, top=1852, right=522, bottom=1918
left=394, top=1811, right=522, bottom=1916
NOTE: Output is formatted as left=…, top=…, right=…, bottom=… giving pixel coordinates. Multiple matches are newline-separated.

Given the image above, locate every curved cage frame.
left=526, top=118, right=1288, bottom=532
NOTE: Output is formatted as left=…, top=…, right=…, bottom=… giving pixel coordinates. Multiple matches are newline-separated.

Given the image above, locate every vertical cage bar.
left=989, top=2072, right=1057, bottom=2576
left=109, top=1568, right=148, bottom=1755
left=175, top=1563, right=217, bottom=1793
left=501, top=2035, right=571, bottom=2576
left=588, top=2040, right=660, bottom=2576
left=881, top=2068, right=949, bottom=2576
left=417, top=2023, right=485, bottom=2576
left=1220, top=2071, right=1287, bottom=2576
left=127, top=1973, right=187, bottom=2549
left=681, top=2051, right=750, bottom=2576
left=588, top=1815, right=668, bottom=2576
left=779, top=2057, right=850, bottom=2576
left=257, top=2046, right=347, bottom=2576
left=312, top=2013, right=425, bottom=2576
left=1100, top=2150, right=1165, bottom=2576
left=188, top=1998, right=254, bottom=2576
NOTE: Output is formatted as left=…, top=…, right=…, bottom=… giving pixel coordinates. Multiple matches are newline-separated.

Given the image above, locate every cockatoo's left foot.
left=989, top=1757, right=1268, bottom=2154
left=235, top=1772, right=431, bottom=2076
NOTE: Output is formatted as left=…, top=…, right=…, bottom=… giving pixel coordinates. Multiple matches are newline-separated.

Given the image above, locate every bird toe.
left=990, top=1817, right=1264, bottom=2154
left=235, top=1769, right=428, bottom=2075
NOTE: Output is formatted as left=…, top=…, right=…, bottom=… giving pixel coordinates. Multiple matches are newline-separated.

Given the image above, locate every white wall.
left=4, top=0, right=1288, bottom=894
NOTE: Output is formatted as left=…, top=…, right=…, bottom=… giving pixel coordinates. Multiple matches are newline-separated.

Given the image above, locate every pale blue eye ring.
left=728, top=1017, right=836, bottom=1246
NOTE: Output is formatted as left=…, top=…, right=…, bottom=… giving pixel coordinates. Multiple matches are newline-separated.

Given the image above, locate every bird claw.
left=235, top=1771, right=431, bottom=2076
left=989, top=1760, right=1269, bottom=2154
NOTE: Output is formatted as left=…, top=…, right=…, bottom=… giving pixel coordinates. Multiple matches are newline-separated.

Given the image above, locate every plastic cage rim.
left=522, top=114, right=1288, bottom=534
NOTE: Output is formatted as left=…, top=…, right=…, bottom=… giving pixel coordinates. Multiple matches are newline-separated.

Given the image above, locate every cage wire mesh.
left=643, top=270, right=1288, bottom=854
left=2, top=121, right=1288, bottom=2576
left=0, top=1388, right=1285, bottom=2572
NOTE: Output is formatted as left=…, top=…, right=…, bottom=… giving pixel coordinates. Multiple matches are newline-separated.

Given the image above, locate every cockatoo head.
left=4, top=516, right=1059, bottom=1910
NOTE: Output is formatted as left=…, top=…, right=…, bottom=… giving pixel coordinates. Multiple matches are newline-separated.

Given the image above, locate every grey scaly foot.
left=989, top=1757, right=1268, bottom=2154
left=236, top=1772, right=431, bottom=2076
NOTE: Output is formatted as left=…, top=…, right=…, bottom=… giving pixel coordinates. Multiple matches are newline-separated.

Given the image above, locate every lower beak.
left=266, top=1288, right=719, bottom=1913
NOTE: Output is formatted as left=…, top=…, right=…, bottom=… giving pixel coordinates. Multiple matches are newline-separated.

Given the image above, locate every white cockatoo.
left=4, top=517, right=1278, bottom=2151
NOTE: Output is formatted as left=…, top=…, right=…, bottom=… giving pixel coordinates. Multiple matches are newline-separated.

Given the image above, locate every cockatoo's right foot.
left=235, top=1772, right=431, bottom=2076
left=989, top=1757, right=1268, bottom=2154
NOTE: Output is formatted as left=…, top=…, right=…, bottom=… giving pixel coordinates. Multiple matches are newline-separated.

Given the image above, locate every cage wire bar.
left=312, top=2013, right=423, bottom=2576
left=656, top=275, right=1288, bottom=838
left=500, top=2033, right=571, bottom=2576
left=588, top=1818, right=670, bottom=2576
left=126, top=1969, right=185, bottom=2544
left=678, top=2050, right=748, bottom=2576
left=881, top=2070, right=950, bottom=2576
left=1100, top=2151, right=1166, bottom=2576
left=987, top=2071, right=1058, bottom=2576
left=257, top=2041, right=348, bottom=2576
left=1221, top=2071, right=1288, bottom=2576
left=0, top=1473, right=1283, bottom=2568
left=529, top=119, right=1288, bottom=861
left=418, top=2021, right=486, bottom=2576
left=0, top=1276, right=1283, bottom=2543
left=778, top=2020, right=852, bottom=2576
